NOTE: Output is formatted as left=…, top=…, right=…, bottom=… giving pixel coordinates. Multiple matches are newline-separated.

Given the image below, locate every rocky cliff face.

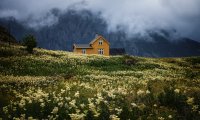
left=0, top=10, right=200, bottom=57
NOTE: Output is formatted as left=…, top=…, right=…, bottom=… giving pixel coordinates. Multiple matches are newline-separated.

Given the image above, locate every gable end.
left=89, top=36, right=109, bottom=45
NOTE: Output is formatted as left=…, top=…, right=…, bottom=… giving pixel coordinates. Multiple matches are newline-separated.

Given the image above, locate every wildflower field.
left=0, top=42, right=200, bottom=120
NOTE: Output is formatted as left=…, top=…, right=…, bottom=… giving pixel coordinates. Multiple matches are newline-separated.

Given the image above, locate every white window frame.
left=82, top=49, right=86, bottom=54
left=98, top=49, right=104, bottom=55
left=98, top=40, right=103, bottom=45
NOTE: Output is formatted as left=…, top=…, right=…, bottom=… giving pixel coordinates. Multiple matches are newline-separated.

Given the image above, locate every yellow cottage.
left=73, top=34, right=110, bottom=56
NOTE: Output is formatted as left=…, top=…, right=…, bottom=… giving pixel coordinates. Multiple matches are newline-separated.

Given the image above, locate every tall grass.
left=0, top=43, right=200, bottom=119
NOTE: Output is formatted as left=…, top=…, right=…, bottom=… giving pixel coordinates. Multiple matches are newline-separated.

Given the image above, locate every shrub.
left=157, top=87, right=197, bottom=119
left=98, top=102, right=110, bottom=120
left=22, top=34, right=37, bottom=53
left=119, top=105, right=130, bottom=120
left=0, top=49, right=14, bottom=57
left=122, top=54, right=138, bottom=66
left=185, top=69, right=199, bottom=79
left=185, top=57, right=200, bottom=65
left=85, top=110, right=95, bottom=120
left=158, top=88, right=187, bottom=111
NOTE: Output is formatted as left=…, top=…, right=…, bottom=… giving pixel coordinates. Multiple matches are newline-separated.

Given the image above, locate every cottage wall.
left=73, top=36, right=110, bottom=56
left=91, top=37, right=109, bottom=56
left=73, top=48, right=93, bottom=54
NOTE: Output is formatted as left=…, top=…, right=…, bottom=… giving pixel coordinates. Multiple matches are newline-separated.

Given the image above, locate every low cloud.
left=0, top=9, right=19, bottom=19
left=0, top=0, right=200, bottom=40
left=24, top=12, right=59, bottom=29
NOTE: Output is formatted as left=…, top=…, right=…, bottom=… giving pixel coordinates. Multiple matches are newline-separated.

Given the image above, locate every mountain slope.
left=0, top=42, right=200, bottom=119
left=0, top=10, right=200, bottom=57
left=0, top=25, right=17, bottom=43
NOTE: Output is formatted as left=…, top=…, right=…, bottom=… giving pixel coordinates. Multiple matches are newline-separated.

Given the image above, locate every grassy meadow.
left=0, top=42, right=200, bottom=120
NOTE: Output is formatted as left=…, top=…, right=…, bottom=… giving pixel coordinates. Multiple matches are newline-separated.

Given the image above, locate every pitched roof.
left=73, top=35, right=109, bottom=49
left=89, top=35, right=110, bottom=45
left=74, top=44, right=92, bottom=48
left=89, top=36, right=101, bottom=44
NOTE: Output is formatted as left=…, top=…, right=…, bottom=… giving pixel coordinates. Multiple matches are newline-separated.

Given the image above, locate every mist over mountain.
left=0, top=10, right=200, bottom=57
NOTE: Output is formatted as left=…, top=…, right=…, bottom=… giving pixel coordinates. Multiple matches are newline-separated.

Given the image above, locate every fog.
left=0, top=0, right=200, bottom=40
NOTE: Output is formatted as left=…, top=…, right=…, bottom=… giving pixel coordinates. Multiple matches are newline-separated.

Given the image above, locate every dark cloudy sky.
left=0, top=0, right=200, bottom=41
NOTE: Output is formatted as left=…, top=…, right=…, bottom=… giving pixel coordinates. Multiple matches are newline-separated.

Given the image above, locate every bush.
left=157, top=87, right=196, bottom=119
left=22, top=35, right=37, bottom=53
left=122, top=54, right=138, bottom=66
left=85, top=110, right=95, bottom=120
left=158, top=88, right=186, bottom=111
left=185, top=69, right=199, bottom=79
left=98, top=102, right=110, bottom=120
left=0, top=49, right=14, bottom=57
left=119, top=105, right=131, bottom=120
left=185, top=57, right=200, bottom=65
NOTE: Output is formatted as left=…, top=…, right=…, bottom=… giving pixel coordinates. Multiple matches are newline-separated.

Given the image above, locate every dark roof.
left=73, top=35, right=109, bottom=49
left=89, top=36, right=101, bottom=44
left=74, top=44, right=92, bottom=48
left=110, top=48, right=126, bottom=55
left=89, top=35, right=110, bottom=45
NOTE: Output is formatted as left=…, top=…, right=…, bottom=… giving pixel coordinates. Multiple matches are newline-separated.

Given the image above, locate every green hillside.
left=0, top=26, right=17, bottom=43
left=0, top=42, right=200, bottom=119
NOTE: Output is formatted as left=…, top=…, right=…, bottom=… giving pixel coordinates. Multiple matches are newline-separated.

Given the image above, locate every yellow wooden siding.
left=91, top=37, right=109, bottom=56
left=73, top=48, right=93, bottom=54
left=73, top=36, right=110, bottom=56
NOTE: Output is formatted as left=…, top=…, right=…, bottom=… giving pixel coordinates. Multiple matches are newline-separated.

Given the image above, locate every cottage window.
left=98, top=40, right=103, bottom=45
left=98, top=49, right=104, bottom=55
left=82, top=49, right=86, bottom=54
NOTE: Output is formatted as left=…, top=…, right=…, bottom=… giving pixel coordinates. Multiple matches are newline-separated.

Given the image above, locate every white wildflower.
left=74, top=91, right=80, bottom=98
left=69, top=99, right=76, bottom=108
left=88, top=102, right=96, bottom=111
left=174, top=89, right=180, bottom=94
left=115, top=108, right=122, bottom=115
left=168, top=115, right=172, bottom=119
left=20, top=114, right=26, bottom=120
left=137, top=90, right=145, bottom=96
left=38, top=98, right=44, bottom=103
left=60, top=89, right=65, bottom=94
left=65, top=97, right=71, bottom=101
left=69, top=113, right=85, bottom=120
left=51, top=107, right=59, bottom=114
left=146, top=90, right=151, bottom=94
left=58, top=102, right=63, bottom=107
left=158, top=116, right=165, bottom=120
left=3, top=106, right=8, bottom=114
left=186, top=97, right=194, bottom=105
left=153, top=104, right=157, bottom=107
left=28, top=100, right=32, bottom=104
left=138, top=104, right=146, bottom=111
left=28, top=116, right=34, bottom=120
left=13, top=117, right=20, bottom=120
left=80, top=103, right=85, bottom=108
left=110, top=114, right=120, bottom=120
left=40, top=103, right=45, bottom=108
left=192, top=105, right=199, bottom=112
left=19, top=100, right=26, bottom=108
left=131, top=103, right=137, bottom=108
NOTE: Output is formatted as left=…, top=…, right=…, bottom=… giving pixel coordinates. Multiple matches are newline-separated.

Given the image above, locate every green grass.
left=0, top=42, right=200, bottom=119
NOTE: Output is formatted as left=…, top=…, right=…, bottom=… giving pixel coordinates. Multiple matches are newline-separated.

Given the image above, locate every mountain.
left=1, top=40, right=200, bottom=119
left=0, top=25, right=17, bottom=43
left=0, top=10, right=200, bottom=57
